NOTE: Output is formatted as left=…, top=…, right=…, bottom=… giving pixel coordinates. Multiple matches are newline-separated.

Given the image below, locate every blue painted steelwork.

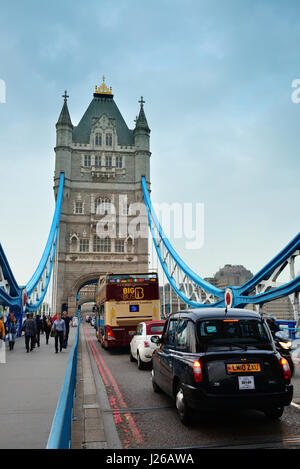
left=0, top=243, right=21, bottom=298
left=142, top=176, right=300, bottom=311
left=0, top=172, right=65, bottom=315
left=26, top=172, right=65, bottom=310
left=0, top=243, right=23, bottom=311
left=238, top=233, right=300, bottom=297
left=141, top=177, right=224, bottom=308
left=46, top=316, right=81, bottom=449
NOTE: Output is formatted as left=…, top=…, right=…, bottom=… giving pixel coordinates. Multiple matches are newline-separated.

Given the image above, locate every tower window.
left=106, top=133, right=112, bottom=146
left=84, top=155, right=91, bottom=167
left=105, top=156, right=112, bottom=167
left=75, top=201, right=83, bottom=214
left=116, top=156, right=123, bottom=168
left=94, top=197, right=112, bottom=215
left=95, top=155, right=101, bottom=166
left=115, top=239, right=125, bottom=253
left=93, top=235, right=111, bottom=252
left=79, top=239, right=89, bottom=252
left=95, top=133, right=102, bottom=146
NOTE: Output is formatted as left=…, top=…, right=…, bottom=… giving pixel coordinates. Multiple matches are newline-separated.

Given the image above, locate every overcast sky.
left=0, top=0, right=299, bottom=286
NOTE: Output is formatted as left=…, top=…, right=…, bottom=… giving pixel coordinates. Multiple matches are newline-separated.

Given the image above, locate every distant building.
left=211, top=264, right=253, bottom=290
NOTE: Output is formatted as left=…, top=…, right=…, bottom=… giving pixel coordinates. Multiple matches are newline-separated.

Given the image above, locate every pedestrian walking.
left=43, top=314, right=52, bottom=344
left=62, top=311, right=71, bottom=347
left=53, top=313, right=66, bottom=353
left=23, top=313, right=36, bottom=353
left=7, top=316, right=17, bottom=350
left=41, top=313, right=46, bottom=334
left=0, top=314, right=5, bottom=340
left=35, top=314, right=43, bottom=347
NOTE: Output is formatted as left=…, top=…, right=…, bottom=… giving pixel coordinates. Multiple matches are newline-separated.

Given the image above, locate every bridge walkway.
left=0, top=326, right=77, bottom=449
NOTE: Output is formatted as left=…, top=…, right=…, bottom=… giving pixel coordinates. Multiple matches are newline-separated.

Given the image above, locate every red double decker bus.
left=95, top=272, right=160, bottom=349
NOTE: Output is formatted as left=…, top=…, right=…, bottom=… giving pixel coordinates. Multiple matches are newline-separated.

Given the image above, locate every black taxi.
left=151, top=308, right=293, bottom=424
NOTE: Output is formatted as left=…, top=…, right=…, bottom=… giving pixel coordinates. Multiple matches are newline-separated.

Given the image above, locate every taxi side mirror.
left=151, top=335, right=162, bottom=344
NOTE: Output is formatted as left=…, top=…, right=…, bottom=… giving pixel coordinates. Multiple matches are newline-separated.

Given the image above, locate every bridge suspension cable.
left=0, top=172, right=65, bottom=315
left=141, top=177, right=300, bottom=322
left=25, top=172, right=64, bottom=311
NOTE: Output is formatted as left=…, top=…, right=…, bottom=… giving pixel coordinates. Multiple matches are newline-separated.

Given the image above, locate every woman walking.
left=43, top=315, right=52, bottom=344
left=53, top=313, right=66, bottom=353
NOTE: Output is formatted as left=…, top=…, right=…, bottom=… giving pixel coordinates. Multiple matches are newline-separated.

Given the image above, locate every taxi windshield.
left=196, top=318, right=271, bottom=350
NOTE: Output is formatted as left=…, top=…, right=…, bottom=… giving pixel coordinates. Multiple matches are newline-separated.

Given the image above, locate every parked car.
left=72, top=316, right=78, bottom=327
left=151, top=308, right=293, bottom=425
left=130, top=320, right=166, bottom=369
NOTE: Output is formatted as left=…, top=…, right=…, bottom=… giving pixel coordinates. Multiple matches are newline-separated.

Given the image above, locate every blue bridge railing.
left=46, top=316, right=81, bottom=449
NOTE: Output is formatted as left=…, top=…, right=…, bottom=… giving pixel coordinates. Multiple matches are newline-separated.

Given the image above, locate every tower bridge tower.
left=54, top=77, right=151, bottom=314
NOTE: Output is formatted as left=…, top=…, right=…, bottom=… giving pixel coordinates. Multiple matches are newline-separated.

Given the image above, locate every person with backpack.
left=35, top=314, right=43, bottom=347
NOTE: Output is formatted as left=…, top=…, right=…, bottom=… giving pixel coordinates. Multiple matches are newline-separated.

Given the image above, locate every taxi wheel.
left=137, top=352, right=146, bottom=370
left=264, top=406, right=284, bottom=419
left=152, top=371, right=162, bottom=393
left=176, top=385, right=191, bottom=425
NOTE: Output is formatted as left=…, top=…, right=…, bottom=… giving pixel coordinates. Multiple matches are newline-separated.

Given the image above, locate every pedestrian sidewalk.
left=0, top=327, right=77, bottom=449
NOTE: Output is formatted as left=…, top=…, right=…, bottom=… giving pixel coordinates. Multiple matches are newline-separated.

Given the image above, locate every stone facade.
left=53, top=84, right=151, bottom=314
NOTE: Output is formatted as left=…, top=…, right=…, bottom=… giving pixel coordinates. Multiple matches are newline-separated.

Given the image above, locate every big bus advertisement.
left=96, top=273, right=161, bottom=348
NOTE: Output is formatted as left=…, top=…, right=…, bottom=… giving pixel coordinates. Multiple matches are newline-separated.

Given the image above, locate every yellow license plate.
left=227, top=363, right=261, bottom=373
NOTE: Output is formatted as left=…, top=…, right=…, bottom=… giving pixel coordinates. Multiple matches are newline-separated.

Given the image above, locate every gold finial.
left=94, top=75, right=113, bottom=95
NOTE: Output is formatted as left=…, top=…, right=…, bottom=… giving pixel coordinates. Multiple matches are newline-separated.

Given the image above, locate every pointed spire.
left=134, top=96, right=150, bottom=133
left=56, top=90, right=73, bottom=127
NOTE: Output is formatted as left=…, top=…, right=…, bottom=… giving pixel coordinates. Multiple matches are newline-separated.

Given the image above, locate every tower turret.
left=56, top=91, right=73, bottom=146
left=134, top=97, right=151, bottom=184
left=133, top=96, right=150, bottom=152
left=55, top=91, right=73, bottom=183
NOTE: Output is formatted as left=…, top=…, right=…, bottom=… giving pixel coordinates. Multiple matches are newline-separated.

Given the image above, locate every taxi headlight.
left=278, top=341, right=292, bottom=349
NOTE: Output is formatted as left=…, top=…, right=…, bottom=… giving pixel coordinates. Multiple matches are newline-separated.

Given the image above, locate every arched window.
left=126, top=237, right=133, bottom=253
left=94, top=197, right=112, bottom=215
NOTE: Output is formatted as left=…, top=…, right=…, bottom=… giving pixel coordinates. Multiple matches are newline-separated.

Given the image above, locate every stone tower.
left=53, top=78, right=151, bottom=314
